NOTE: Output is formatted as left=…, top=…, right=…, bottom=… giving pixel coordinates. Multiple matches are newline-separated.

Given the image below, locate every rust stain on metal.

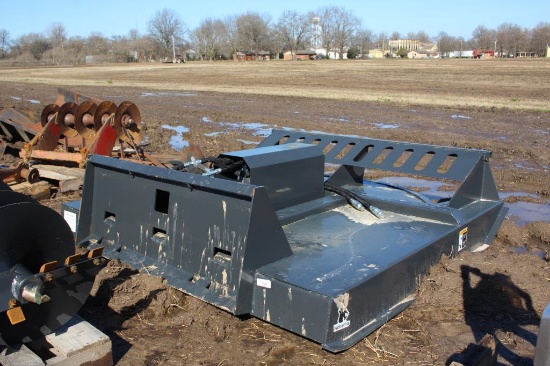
left=0, top=162, right=39, bottom=184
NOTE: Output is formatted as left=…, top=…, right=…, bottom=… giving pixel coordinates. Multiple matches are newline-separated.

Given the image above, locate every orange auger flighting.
left=0, top=180, right=106, bottom=345
left=19, top=99, right=158, bottom=168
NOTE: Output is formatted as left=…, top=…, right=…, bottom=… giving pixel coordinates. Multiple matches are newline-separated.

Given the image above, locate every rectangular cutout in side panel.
left=155, top=189, right=170, bottom=214
left=213, top=247, right=231, bottom=263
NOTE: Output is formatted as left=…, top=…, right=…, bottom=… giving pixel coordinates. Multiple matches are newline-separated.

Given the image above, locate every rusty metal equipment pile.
left=0, top=89, right=165, bottom=187
left=19, top=99, right=152, bottom=167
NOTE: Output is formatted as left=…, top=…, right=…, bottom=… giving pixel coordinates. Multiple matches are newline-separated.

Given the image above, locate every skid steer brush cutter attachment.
left=76, top=130, right=507, bottom=352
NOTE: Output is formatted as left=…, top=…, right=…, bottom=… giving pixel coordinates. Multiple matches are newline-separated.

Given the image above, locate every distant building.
left=448, top=50, right=474, bottom=58
left=407, top=50, right=429, bottom=59
left=312, top=48, right=348, bottom=59
left=367, top=49, right=385, bottom=58
left=234, top=50, right=270, bottom=61
left=473, top=49, right=495, bottom=59
left=516, top=51, right=537, bottom=58
left=258, top=51, right=271, bottom=60
left=389, top=39, right=420, bottom=53
left=283, top=50, right=317, bottom=60
left=547, top=45, right=550, bottom=58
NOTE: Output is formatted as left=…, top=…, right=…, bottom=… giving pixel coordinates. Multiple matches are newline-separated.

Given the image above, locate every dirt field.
left=1, top=59, right=549, bottom=365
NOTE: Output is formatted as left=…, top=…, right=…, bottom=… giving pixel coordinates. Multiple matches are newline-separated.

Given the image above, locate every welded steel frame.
left=76, top=130, right=507, bottom=352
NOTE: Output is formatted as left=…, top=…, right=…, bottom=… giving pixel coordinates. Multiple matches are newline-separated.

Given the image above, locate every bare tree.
left=222, top=15, right=240, bottom=59
left=147, top=8, right=186, bottom=57
left=376, top=32, right=388, bottom=54
left=47, top=22, right=67, bottom=47
left=496, top=23, right=528, bottom=56
left=530, top=22, right=550, bottom=56
left=236, top=12, right=271, bottom=58
left=277, top=10, right=311, bottom=59
left=434, top=31, right=455, bottom=56
left=472, top=25, right=496, bottom=50
left=193, top=18, right=226, bottom=60
left=391, top=31, right=401, bottom=40
left=414, top=31, right=432, bottom=43
left=11, top=33, right=51, bottom=61
left=45, top=22, right=68, bottom=65
left=353, top=28, right=374, bottom=58
left=87, top=32, right=110, bottom=54
left=317, top=7, right=337, bottom=57
left=0, top=29, right=10, bottom=59
left=332, top=7, right=360, bottom=59
left=64, top=36, right=87, bottom=64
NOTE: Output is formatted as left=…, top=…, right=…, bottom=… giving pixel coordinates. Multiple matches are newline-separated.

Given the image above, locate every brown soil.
left=1, top=60, right=550, bottom=365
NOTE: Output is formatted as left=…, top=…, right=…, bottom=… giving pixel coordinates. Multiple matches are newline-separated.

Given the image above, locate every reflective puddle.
left=512, top=246, right=547, bottom=260
left=326, top=117, right=350, bottom=123
left=451, top=114, right=472, bottom=120
left=373, top=123, right=399, bottom=129
left=141, top=92, right=196, bottom=97
left=202, top=117, right=272, bottom=137
left=374, top=176, right=455, bottom=200
left=506, top=200, right=550, bottom=226
left=372, top=176, right=550, bottom=225
left=11, top=96, right=40, bottom=104
left=162, top=125, right=190, bottom=150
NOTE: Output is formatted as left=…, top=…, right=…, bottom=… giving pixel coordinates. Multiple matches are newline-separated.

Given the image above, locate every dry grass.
left=0, top=58, right=549, bottom=110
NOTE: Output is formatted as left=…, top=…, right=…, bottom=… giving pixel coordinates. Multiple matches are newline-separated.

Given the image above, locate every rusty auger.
left=19, top=100, right=157, bottom=168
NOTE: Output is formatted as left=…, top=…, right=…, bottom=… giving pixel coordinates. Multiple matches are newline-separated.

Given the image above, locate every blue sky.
left=2, top=0, right=548, bottom=40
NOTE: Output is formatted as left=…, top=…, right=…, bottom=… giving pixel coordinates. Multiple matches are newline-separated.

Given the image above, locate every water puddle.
left=374, top=176, right=455, bottom=200
left=372, top=177, right=550, bottom=225
left=373, top=123, right=399, bottom=129
left=506, top=200, right=550, bottom=226
left=512, top=246, right=548, bottom=260
left=201, top=117, right=272, bottom=137
left=10, top=96, right=41, bottom=104
left=499, top=191, right=539, bottom=200
left=141, top=91, right=196, bottom=97
left=512, top=160, right=542, bottom=171
left=529, top=128, right=549, bottom=135
left=140, top=135, right=151, bottom=146
left=326, top=117, right=350, bottom=123
left=451, top=114, right=472, bottom=120
left=162, top=125, right=190, bottom=150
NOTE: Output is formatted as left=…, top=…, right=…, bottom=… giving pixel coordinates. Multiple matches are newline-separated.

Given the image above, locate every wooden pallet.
left=0, top=316, right=112, bottom=366
left=32, top=164, right=84, bottom=193
left=8, top=180, right=51, bottom=200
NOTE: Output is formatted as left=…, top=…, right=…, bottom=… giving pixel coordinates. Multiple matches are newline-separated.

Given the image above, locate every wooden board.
left=0, top=316, right=112, bottom=366
left=9, top=180, right=51, bottom=199
left=33, top=164, right=84, bottom=193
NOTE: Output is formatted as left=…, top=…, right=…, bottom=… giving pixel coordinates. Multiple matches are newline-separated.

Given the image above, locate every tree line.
left=0, top=7, right=548, bottom=64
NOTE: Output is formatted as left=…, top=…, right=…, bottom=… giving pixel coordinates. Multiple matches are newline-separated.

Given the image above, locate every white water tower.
left=312, top=16, right=321, bottom=48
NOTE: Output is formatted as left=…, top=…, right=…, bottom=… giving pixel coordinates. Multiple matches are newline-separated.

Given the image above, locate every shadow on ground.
left=447, top=265, right=540, bottom=366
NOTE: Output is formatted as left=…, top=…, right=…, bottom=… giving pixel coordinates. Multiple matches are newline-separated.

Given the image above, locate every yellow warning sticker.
left=458, top=227, right=468, bottom=251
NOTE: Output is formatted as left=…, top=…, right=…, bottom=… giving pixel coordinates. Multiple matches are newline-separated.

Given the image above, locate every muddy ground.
left=1, top=77, right=550, bottom=365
